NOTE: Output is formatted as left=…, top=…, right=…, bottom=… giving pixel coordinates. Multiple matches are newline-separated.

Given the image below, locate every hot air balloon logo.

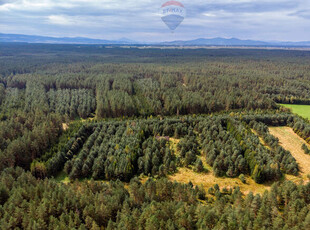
left=160, top=1, right=186, bottom=32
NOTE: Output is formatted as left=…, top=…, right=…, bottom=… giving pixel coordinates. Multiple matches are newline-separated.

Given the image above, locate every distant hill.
left=159, top=38, right=310, bottom=47
left=0, top=33, right=138, bottom=44
left=1, top=33, right=310, bottom=47
left=159, top=37, right=268, bottom=46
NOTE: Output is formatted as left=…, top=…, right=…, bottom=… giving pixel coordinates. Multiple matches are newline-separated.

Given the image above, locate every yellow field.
left=269, top=126, right=310, bottom=182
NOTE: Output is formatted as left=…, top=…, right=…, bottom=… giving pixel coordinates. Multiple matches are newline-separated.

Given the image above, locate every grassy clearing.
left=280, top=104, right=310, bottom=120
left=168, top=135, right=273, bottom=195
left=169, top=167, right=272, bottom=195
left=251, top=129, right=271, bottom=150
left=169, top=138, right=180, bottom=156
left=54, top=171, right=70, bottom=184
left=269, top=126, right=310, bottom=181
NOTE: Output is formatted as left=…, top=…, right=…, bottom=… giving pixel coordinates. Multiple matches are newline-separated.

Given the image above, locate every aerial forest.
left=0, top=44, right=310, bottom=229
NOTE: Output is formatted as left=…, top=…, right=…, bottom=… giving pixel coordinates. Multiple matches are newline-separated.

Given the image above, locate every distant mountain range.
left=1, top=33, right=310, bottom=47
left=0, top=33, right=137, bottom=44
left=159, top=38, right=310, bottom=47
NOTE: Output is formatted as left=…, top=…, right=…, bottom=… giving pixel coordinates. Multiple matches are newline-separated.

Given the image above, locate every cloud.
left=47, top=15, right=75, bottom=25
left=0, top=0, right=309, bottom=41
left=0, top=0, right=17, bottom=5
left=290, top=9, right=310, bottom=19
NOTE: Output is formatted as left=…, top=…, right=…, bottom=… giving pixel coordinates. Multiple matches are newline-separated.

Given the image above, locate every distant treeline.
left=1, top=45, right=310, bottom=120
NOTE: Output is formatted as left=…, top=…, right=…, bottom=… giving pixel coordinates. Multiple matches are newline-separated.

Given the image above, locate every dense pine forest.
left=1, top=44, right=310, bottom=229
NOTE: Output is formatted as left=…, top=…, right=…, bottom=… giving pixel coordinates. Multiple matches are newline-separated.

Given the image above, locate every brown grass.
left=62, top=123, right=69, bottom=131
left=167, top=136, right=273, bottom=195
left=251, top=129, right=271, bottom=150
left=169, top=138, right=180, bottom=156
left=168, top=167, right=271, bottom=195
left=146, top=127, right=310, bottom=195
left=269, top=126, right=310, bottom=181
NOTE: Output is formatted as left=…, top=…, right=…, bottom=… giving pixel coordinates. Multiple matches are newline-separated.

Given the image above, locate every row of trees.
left=249, top=120, right=299, bottom=175
left=289, top=116, right=310, bottom=144
left=242, top=113, right=310, bottom=148
left=37, top=113, right=307, bottom=184
left=48, top=88, right=96, bottom=118
left=227, top=119, right=295, bottom=183
left=50, top=120, right=196, bottom=181
left=199, top=118, right=248, bottom=177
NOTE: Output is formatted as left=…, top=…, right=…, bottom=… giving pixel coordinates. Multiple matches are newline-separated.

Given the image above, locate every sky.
left=0, top=0, right=310, bottom=42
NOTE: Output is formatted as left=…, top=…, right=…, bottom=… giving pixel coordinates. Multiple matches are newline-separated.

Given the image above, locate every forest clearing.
left=169, top=167, right=272, bottom=195
left=280, top=104, right=310, bottom=120
left=269, top=126, right=310, bottom=180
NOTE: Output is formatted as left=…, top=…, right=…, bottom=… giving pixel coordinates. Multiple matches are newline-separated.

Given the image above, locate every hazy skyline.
left=0, top=0, right=310, bottom=42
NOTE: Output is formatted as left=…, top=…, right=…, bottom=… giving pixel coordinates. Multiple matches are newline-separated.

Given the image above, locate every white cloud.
left=47, top=15, right=75, bottom=25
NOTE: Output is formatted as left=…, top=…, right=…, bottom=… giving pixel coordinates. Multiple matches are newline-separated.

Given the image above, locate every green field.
left=280, top=104, right=310, bottom=120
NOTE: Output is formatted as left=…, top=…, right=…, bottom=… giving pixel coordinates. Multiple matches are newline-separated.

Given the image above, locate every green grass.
left=54, top=171, right=70, bottom=183
left=280, top=104, right=310, bottom=120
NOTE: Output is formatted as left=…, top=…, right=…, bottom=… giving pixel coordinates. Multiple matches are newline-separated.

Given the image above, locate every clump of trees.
left=0, top=110, right=63, bottom=172
left=48, top=88, right=96, bottom=118
left=302, top=144, right=310, bottom=154
left=228, top=119, right=283, bottom=183
left=199, top=117, right=248, bottom=178
left=249, top=120, right=299, bottom=175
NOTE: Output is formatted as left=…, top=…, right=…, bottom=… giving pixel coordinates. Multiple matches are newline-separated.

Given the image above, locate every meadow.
left=280, top=104, right=310, bottom=120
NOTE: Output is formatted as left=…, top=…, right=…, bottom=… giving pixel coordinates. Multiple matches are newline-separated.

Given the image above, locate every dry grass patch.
left=62, top=123, right=69, bottom=131
left=168, top=136, right=271, bottom=194
left=169, top=138, right=180, bottom=155
left=251, top=129, right=271, bottom=150
left=269, top=126, right=310, bottom=182
left=168, top=167, right=271, bottom=195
